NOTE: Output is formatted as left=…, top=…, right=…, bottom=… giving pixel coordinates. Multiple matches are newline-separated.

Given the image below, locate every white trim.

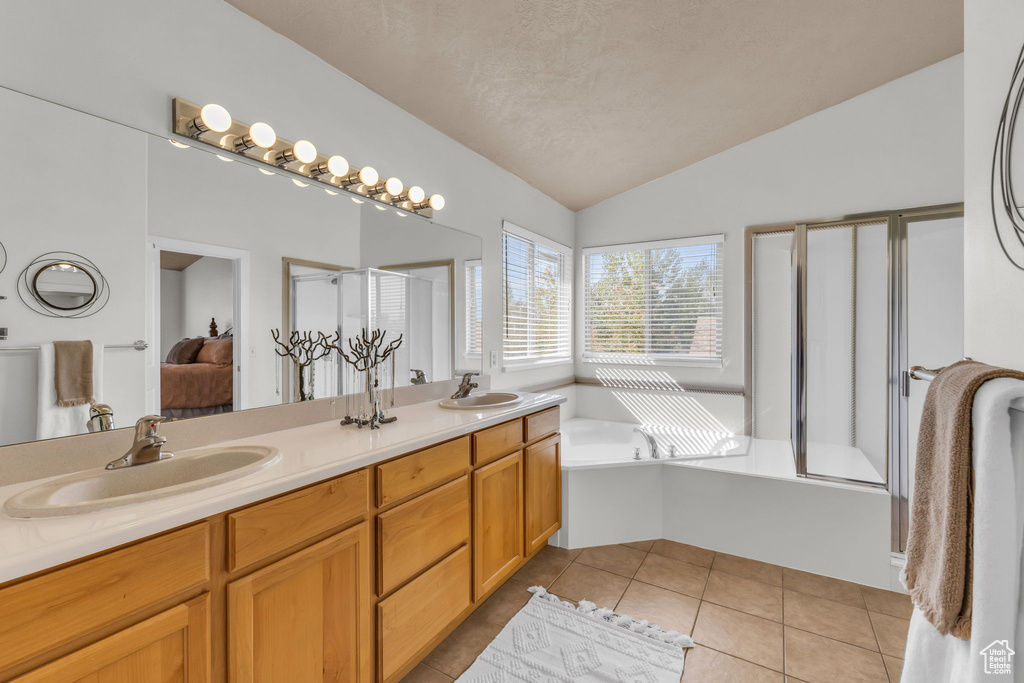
left=580, top=354, right=724, bottom=368
left=146, top=236, right=251, bottom=413
left=582, top=233, right=725, bottom=256
left=502, top=357, right=574, bottom=373
left=502, top=220, right=572, bottom=256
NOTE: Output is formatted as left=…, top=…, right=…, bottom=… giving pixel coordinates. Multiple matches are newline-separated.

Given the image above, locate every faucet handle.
left=632, top=447, right=642, bottom=460
left=135, top=415, right=166, bottom=439
left=669, top=444, right=677, bottom=458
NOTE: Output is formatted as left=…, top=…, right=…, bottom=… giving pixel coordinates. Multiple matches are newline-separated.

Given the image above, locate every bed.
left=161, top=336, right=233, bottom=419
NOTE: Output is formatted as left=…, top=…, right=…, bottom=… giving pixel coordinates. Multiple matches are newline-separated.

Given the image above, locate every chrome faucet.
left=634, top=427, right=660, bottom=459
left=106, top=415, right=174, bottom=470
left=451, top=372, right=480, bottom=399
left=410, top=369, right=428, bottom=385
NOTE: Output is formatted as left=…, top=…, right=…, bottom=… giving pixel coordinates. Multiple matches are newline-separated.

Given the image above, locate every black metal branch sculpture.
left=271, top=329, right=338, bottom=401
left=329, top=328, right=403, bottom=429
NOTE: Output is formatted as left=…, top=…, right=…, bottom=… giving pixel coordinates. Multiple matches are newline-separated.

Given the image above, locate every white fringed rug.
left=456, top=587, right=694, bottom=682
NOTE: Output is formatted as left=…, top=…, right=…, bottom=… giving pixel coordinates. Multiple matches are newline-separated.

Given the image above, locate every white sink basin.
left=3, top=445, right=281, bottom=518
left=438, top=392, right=523, bottom=410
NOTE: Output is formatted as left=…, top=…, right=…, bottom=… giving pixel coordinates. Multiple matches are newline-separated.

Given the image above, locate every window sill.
left=581, top=355, right=723, bottom=369
left=502, top=358, right=574, bottom=373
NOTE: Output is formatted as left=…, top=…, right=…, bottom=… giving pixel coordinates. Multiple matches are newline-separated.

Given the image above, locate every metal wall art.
left=18, top=252, right=109, bottom=318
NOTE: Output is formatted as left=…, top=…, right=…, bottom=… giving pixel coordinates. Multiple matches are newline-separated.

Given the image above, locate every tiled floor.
left=400, top=539, right=913, bottom=683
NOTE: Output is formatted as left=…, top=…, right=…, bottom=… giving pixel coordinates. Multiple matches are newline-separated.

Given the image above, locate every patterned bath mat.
left=456, top=586, right=694, bottom=682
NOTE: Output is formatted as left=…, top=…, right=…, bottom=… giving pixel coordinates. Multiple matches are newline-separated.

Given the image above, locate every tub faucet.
left=106, top=416, right=174, bottom=470
left=451, top=372, right=480, bottom=399
left=634, top=427, right=660, bottom=459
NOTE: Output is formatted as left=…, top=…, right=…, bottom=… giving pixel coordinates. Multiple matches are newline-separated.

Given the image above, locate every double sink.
left=4, top=392, right=522, bottom=519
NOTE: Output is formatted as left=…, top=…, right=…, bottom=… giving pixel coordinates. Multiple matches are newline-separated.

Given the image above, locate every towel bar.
left=910, top=357, right=973, bottom=382
left=0, top=340, right=148, bottom=352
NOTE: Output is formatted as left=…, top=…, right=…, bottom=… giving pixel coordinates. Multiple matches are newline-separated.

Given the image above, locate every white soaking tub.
left=552, top=418, right=893, bottom=588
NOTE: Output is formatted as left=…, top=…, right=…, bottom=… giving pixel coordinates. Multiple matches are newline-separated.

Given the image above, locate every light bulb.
left=384, top=177, right=403, bottom=196
left=189, top=103, right=232, bottom=135
left=292, top=140, right=317, bottom=164
left=407, top=186, right=425, bottom=204
left=248, top=122, right=276, bottom=148
left=428, top=194, right=445, bottom=210
left=359, top=167, right=379, bottom=187
left=233, top=121, right=277, bottom=153
left=312, top=155, right=349, bottom=179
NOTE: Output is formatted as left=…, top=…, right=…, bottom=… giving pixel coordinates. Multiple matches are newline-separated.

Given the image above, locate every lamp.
left=233, top=122, right=276, bottom=153
left=276, top=139, right=317, bottom=167
left=310, top=155, right=349, bottom=180
left=371, top=176, right=404, bottom=203
left=186, top=104, right=232, bottom=137
left=338, top=166, right=379, bottom=189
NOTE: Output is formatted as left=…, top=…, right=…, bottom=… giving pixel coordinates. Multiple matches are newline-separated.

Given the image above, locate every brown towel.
left=53, top=340, right=94, bottom=407
left=904, top=360, right=1024, bottom=640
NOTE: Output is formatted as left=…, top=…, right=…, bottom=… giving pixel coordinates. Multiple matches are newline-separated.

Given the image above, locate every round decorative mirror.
left=19, top=252, right=109, bottom=318
left=32, top=263, right=98, bottom=310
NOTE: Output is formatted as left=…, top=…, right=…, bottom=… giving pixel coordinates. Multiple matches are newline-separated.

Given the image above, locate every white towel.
left=35, top=342, right=104, bottom=440
left=902, top=377, right=1024, bottom=683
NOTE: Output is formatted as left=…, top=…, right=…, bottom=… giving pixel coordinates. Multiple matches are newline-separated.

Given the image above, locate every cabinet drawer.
left=378, top=546, right=471, bottom=683
left=525, top=406, right=560, bottom=443
left=376, top=436, right=470, bottom=508
left=228, top=469, right=368, bottom=571
left=377, top=476, right=470, bottom=595
left=473, top=419, right=524, bottom=466
left=0, top=523, right=209, bottom=672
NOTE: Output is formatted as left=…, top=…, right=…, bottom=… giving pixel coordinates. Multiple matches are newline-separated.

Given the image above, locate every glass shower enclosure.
left=746, top=203, right=964, bottom=552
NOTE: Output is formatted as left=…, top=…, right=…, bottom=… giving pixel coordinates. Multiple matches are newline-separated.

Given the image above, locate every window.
left=583, top=234, right=724, bottom=365
left=502, top=222, right=572, bottom=366
left=465, top=259, right=482, bottom=357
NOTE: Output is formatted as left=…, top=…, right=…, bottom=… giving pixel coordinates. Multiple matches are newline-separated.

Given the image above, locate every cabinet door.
left=13, top=594, right=209, bottom=683
left=472, top=451, right=523, bottom=600
left=524, top=434, right=561, bottom=555
left=227, top=523, right=372, bottom=683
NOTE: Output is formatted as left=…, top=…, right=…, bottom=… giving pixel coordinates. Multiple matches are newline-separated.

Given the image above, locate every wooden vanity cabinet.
left=524, top=434, right=561, bottom=556
left=0, top=404, right=562, bottom=683
left=227, top=522, right=372, bottom=683
left=472, top=451, right=524, bottom=600
left=11, top=595, right=210, bottom=683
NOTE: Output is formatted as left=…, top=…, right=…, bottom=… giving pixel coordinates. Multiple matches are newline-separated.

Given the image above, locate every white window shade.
left=502, top=222, right=572, bottom=366
left=465, top=259, right=482, bottom=357
left=583, top=234, right=724, bottom=366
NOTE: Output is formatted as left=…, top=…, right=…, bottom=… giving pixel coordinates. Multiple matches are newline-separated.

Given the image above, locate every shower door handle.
left=900, top=370, right=911, bottom=397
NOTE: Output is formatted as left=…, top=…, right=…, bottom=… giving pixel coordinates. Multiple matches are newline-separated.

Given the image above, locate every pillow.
left=196, top=337, right=233, bottom=366
left=165, top=337, right=205, bottom=365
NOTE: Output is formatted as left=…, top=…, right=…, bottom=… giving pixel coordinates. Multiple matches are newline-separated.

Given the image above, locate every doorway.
left=146, top=237, right=250, bottom=417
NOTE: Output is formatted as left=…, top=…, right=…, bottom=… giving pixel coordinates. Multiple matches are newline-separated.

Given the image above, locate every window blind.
left=502, top=222, right=572, bottom=365
left=583, top=234, right=724, bottom=365
left=465, top=259, right=482, bottom=357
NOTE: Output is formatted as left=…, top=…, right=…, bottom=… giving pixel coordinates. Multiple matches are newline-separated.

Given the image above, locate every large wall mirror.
left=0, top=85, right=482, bottom=448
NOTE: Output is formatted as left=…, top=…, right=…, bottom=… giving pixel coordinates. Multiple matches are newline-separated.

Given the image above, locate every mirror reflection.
left=33, top=263, right=97, bottom=310
left=0, top=85, right=482, bottom=447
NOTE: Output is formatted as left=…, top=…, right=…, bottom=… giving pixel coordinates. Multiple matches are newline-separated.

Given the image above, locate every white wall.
left=160, top=270, right=184, bottom=355
left=964, top=1, right=1024, bottom=370
left=0, top=87, right=147, bottom=447
left=0, top=0, right=575, bottom=395
left=182, top=256, right=233, bottom=337
left=574, top=55, right=964, bottom=429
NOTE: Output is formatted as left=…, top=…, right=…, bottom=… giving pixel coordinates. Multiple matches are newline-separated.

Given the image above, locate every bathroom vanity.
left=0, top=397, right=563, bottom=683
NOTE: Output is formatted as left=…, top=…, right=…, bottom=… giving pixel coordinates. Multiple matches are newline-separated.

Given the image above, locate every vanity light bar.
left=171, top=98, right=444, bottom=218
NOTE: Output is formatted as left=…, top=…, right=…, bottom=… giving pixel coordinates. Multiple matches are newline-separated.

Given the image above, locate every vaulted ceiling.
left=227, top=0, right=963, bottom=211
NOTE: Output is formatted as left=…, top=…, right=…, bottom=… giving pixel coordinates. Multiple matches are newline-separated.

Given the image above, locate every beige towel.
left=53, top=340, right=94, bottom=407
left=904, top=360, right=1024, bottom=640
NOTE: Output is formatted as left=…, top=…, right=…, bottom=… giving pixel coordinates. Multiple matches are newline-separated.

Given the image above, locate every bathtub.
left=553, top=418, right=894, bottom=588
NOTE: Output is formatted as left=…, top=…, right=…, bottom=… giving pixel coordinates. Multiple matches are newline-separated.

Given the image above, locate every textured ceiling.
left=226, top=0, right=963, bottom=210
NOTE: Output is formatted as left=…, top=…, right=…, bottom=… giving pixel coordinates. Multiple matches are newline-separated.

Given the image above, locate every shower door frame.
left=744, top=203, right=964, bottom=547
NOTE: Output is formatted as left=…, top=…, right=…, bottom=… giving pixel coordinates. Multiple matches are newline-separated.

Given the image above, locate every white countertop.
left=0, top=392, right=565, bottom=584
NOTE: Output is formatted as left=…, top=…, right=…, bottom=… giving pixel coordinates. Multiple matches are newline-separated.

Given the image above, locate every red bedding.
left=161, top=362, right=233, bottom=410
